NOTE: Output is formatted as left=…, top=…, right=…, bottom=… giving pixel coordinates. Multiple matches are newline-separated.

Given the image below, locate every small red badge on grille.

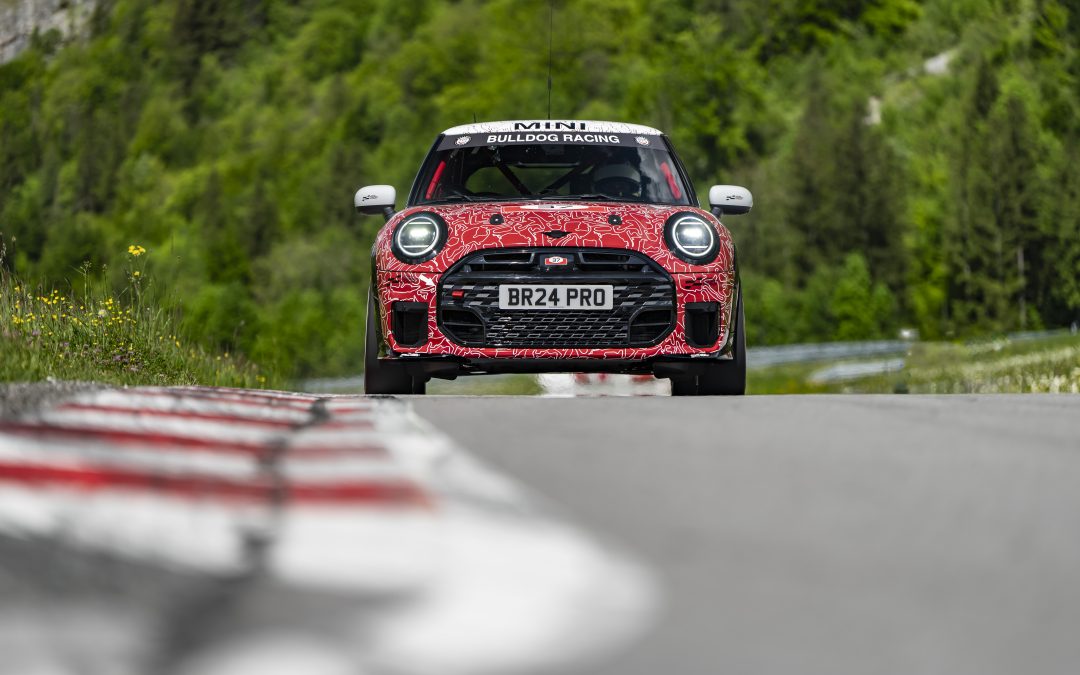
left=545, top=256, right=568, bottom=265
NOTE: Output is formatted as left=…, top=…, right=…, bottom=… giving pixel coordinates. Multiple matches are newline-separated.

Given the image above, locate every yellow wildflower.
left=127, top=245, right=146, bottom=256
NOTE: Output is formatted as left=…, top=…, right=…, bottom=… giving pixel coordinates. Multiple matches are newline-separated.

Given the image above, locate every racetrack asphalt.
left=412, top=394, right=1080, bottom=675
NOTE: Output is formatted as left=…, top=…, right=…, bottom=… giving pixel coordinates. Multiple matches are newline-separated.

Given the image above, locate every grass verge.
left=1, top=248, right=274, bottom=388
left=750, top=332, right=1080, bottom=394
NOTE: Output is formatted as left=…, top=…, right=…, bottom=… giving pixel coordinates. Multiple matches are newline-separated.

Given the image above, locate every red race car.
left=355, top=120, right=752, bottom=396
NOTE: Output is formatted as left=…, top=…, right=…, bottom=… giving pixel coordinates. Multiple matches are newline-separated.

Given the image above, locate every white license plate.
left=498, top=284, right=614, bottom=310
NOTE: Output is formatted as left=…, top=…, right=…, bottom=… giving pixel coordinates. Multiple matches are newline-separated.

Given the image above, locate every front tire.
left=670, top=377, right=698, bottom=396
left=364, top=291, right=426, bottom=395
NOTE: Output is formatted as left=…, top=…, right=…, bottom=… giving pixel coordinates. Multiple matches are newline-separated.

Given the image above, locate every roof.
left=441, top=120, right=664, bottom=136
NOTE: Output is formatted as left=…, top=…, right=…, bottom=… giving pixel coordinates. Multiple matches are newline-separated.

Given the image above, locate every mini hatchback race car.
left=355, top=120, right=752, bottom=396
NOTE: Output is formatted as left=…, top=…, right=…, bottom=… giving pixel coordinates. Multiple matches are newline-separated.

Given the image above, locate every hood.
left=374, top=201, right=734, bottom=274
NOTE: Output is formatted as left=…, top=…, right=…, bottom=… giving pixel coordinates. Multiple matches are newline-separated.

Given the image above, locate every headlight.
left=392, top=212, right=447, bottom=263
left=664, top=212, right=719, bottom=263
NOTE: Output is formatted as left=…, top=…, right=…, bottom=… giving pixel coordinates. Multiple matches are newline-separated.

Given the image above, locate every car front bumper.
left=373, top=258, right=736, bottom=375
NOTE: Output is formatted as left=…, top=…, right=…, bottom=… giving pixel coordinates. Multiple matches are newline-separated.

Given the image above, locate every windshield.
left=411, top=137, right=693, bottom=206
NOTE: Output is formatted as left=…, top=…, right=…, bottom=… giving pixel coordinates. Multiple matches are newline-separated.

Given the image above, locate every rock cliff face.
left=0, top=0, right=97, bottom=64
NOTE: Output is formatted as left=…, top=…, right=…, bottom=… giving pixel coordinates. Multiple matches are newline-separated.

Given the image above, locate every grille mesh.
left=488, top=310, right=630, bottom=347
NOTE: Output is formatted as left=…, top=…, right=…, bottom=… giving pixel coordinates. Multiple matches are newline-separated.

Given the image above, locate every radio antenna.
left=546, top=0, right=554, bottom=119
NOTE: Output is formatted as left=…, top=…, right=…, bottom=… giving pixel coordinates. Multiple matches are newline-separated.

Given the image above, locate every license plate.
left=498, top=284, right=614, bottom=310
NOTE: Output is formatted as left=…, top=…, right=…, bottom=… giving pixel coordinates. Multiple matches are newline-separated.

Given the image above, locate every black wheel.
left=670, top=376, right=698, bottom=396
left=697, top=288, right=746, bottom=396
left=408, top=375, right=427, bottom=395
left=364, top=291, right=425, bottom=395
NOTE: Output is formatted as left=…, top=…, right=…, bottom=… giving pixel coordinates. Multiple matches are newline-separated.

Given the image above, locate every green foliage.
left=743, top=273, right=801, bottom=345
left=785, top=77, right=905, bottom=292
left=745, top=252, right=896, bottom=343
left=831, top=252, right=896, bottom=340
left=1, top=0, right=1079, bottom=382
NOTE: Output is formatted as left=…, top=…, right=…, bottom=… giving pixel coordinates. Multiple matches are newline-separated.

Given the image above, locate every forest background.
left=1, top=0, right=1078, bottom=379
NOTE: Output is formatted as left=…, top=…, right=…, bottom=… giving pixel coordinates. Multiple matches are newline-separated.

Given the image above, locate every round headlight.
left=392, top=213, right=447, bottom=263
left=664, top=213, right=719, bottom=263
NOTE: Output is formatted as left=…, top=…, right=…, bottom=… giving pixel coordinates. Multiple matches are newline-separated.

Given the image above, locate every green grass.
left=428, top=374, right=543, bottom=396
left=1, top=252, right=275, bottom=388
left=750, top=333, right=1080, bottom=395
left=749, top=361, right=837, bottom=395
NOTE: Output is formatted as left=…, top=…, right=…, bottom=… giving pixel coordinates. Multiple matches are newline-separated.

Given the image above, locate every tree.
left=948, top=79, right=1045, bottom=333
left=830, top=252, right=895, bottom=340
left=786, top=81, right=906, bottom=292
left=171, top=0, right=267, bottom=96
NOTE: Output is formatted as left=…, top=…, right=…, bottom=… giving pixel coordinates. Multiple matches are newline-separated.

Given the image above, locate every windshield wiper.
left=541, top=193, right=638, bottom=203
left=437, top=195, right=512, bottom=204
left=439, top=189, right=477, bottom=202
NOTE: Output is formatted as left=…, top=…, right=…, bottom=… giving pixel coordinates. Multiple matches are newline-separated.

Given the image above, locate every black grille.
left=684, top=302, right=720, bottom=347
left=392, top=301, right=428, bottom=347
left=439, top=249, right=675, bottom=348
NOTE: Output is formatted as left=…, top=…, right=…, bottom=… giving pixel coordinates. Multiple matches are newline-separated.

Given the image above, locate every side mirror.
left=354, top=185, right=396, bottom=221
left=709, top=185, right=753, bottom=217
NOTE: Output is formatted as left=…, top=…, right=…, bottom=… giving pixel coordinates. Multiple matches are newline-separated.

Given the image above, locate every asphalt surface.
left=413, top=394, right=1080, bottom=675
